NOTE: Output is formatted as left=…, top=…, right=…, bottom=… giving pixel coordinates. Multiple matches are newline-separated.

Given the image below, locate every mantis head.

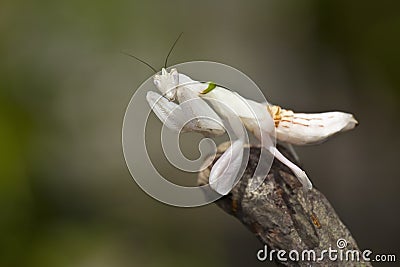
left=153, top=68, right=179, bottom=101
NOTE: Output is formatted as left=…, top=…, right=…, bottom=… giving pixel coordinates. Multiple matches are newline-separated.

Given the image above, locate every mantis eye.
left=153, top=79, right=161, bottom=88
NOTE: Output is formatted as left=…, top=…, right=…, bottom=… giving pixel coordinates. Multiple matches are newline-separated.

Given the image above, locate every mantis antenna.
left=121, top=51, right=157, bottom=73
left=122, top=32, right=183, bottom=73
left=164, top=32, right=183, bottom=69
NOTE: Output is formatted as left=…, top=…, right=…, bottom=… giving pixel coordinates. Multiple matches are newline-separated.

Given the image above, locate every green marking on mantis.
left=200, top=82, right=217, bottom=94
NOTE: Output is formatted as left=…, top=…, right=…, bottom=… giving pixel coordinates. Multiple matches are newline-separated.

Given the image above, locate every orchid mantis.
left=146, top=68, right=358, bottom=195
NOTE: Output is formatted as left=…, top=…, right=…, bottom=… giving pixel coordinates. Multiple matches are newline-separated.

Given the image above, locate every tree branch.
left=198, top=143, right=372, bottom=266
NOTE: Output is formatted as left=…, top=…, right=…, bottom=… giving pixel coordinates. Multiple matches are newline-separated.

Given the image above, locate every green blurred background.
left=1, top=1, right=399, bottom=266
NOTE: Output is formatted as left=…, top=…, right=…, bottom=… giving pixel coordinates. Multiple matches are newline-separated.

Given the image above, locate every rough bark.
left=198, top=142, right=372, bottom=267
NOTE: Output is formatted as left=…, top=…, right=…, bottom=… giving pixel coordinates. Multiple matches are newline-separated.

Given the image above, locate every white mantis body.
left=146, top=68, right=358, bottom=195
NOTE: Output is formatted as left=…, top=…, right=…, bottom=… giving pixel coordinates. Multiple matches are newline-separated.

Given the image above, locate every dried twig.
left=198, top=143, right=372, bottom=266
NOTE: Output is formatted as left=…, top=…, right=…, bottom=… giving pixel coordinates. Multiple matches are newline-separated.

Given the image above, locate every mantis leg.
left=176, top=85, right=225, bottom=136
left=206, top=101, right=248, bottom=195
left=147, top=89, right=225, bottom=136
left=209, top=139, right=244, bottom=195
left=146, top=91, right=189, bottom=132
left=269, top=146, right=313, bottom=190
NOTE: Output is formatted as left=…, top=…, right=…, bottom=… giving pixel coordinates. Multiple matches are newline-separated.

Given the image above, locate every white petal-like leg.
left=269, top=146, right=313, bottom=190
left=209, top=139, right=244, bottom=195
left=176, top=86, right=225, bottom=136
left=146, top=91, right=189, bottom=133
